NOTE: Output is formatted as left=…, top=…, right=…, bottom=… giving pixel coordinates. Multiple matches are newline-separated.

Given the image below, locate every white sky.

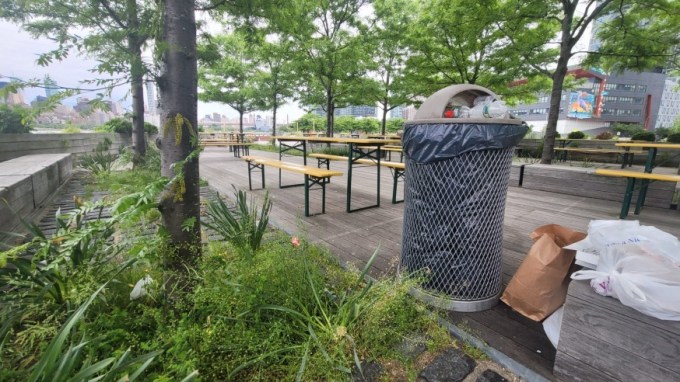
left=0, top=21, right=304, bottom=120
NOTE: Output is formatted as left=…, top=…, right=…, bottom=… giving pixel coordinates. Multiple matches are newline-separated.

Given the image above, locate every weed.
left=204, top=188, right=272, bottom=258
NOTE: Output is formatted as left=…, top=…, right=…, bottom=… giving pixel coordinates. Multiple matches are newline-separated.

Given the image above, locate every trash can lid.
left=406, top=84, right=524, bottom=125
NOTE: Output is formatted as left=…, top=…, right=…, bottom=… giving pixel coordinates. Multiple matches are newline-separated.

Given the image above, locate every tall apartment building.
left=313, top=105, right=377, bottom=118
left=145, top=81, right=157, bottom=115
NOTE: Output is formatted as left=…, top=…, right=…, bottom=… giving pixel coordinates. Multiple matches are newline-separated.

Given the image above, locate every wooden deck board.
left=200, top=148, right=680, bottom=381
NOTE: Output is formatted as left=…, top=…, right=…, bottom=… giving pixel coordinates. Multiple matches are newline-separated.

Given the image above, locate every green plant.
left=79, top=138, right=116, bottom=175
left=666, top=133, right=680, bottom=143
left=26, top=276, right=178, bottom=382
left=204, top=188, right=272, bottom=257
left=249, top=249, right=380, bottom=380
left=631, top=131, right=655, bottom=142
left=0, top=105, right=32, bottom=133
left=62, top=124, right=81, bottom=134
left=97, top=118, right=158, bottom=135
left=567, top=130, right=585, bottom=139
left=595, top=131, right=613, bottom=140
left=611, top=123, right=644, bottom=137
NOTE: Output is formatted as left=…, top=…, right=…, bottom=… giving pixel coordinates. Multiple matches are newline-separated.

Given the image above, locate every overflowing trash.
left=443, top=95, right=511, bottom=119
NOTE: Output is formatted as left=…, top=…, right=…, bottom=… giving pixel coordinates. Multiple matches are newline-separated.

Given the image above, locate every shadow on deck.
left=200, top=147, right=680, bottom=381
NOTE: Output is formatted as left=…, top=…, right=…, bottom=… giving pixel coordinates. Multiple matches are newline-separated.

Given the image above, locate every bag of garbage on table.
left=565, top=220, right=680, bottom=269
left=572, top=248, right=680, bottom=321
left=501, top=224, right=586, bottom=321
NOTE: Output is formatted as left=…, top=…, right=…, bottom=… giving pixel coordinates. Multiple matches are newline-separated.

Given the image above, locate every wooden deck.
left=200, top=147, right=680, bottom=381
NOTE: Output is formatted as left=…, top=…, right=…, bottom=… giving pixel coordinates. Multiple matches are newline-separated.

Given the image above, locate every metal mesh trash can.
left=400, top=85, right=528, bottom=312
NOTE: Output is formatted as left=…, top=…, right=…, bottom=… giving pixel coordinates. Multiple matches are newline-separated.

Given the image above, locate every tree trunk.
left=381, top=101, right=388, bottom=135
left=156, top=0, right=201, bottom=282
left=326, top=88, right=334, bottom=137
left=541, top=8, right=575, bottom=165
left=127, top=0, right=146, bottom=165
left=239, top=112, right=244, bottom=134
left=272, top=98, right=278, bottom=137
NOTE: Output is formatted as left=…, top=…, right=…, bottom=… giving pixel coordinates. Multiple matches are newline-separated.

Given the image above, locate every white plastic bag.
left=571, top=248, right=680, bottom=321
left=565, top=220, right=680, bottom=266
left=130, top=275, right=154, bottom=300
left=543, top=306, right=564, bottom=348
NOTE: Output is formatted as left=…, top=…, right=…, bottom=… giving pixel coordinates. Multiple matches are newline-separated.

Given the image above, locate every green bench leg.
left=620, top=177, right=636, bottom=219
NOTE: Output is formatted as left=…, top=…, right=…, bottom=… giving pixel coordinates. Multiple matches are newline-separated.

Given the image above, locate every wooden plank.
left=554, top=351, right=618, bottom=382
left=595, top=168, right=680, bottom=182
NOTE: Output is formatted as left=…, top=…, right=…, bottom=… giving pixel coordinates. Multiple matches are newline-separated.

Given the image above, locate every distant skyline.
left=0, top=21, right=305, bottom=123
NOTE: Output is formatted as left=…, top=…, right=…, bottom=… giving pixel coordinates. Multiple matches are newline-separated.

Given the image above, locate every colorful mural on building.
left=568, top=91, right=595, bottom=119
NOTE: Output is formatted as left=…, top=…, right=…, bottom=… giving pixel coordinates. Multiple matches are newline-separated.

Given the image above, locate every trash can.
left=400, top=84, right=528, bottom=312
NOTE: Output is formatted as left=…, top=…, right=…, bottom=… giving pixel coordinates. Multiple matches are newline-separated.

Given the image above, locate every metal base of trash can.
left=410, top=287, right=499, bottom=312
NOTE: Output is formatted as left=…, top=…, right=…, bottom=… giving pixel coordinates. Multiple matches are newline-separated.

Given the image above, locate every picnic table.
left=609, top=142, right=680, bottom=215
left=276, top=136, right=400, bottom=212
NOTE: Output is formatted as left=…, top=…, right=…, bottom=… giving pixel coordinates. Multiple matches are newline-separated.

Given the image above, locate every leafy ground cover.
left=1, top=159, right=472, bottom=381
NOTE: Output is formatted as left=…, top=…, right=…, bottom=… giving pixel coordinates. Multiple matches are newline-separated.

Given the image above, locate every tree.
left=251, top=38, right=295, bottom=137
left=0, top=0, right=155, bottom=164
left=0, top=105, right=32, bottom=133
left=156, top=0, right=201, bottom=282
left=403, top=0, right=557, bottom=101
left=583, top=1, right=680, bottom=74
left=198, top=32, right=261, bottom=134
left=285, top=0, right=373, bottom=137
left=367, top=0, right=414, bottom=135
left=533, top=0, right=679, bottom=164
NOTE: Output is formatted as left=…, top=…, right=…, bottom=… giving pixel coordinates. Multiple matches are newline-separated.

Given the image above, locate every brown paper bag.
left=500, top=224, right=586, bottom=321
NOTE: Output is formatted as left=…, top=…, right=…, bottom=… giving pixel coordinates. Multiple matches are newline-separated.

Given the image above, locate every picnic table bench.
left=308, top=153, right=406, bottom=203
left=594, top=168, right=680, bottom=218
left=242, top=155, right=343, bottom=216
left=200, top=140, right=253, bottom=157
left=554, top=147, right=644, bottom=168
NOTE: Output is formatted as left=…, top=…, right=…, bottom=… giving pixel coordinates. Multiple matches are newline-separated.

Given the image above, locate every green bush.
left=567, top=130, right=586, bottom=139
left=667, top=133, right=680, bottom=143
left=611, top=123, right=644, bottom=137
left=631, top=131, right=655, bottom=142
left=98, top=118, right=158, bottom=135
left=595, top=131, right=613, bottom=140
left=0, top=105, right=32, bottom=133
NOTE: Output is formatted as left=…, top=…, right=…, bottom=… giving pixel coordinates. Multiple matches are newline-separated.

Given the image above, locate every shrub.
left=98, top=118, right=158, bottom=135
left=631, top=131, right=655, bottom=142
left=611, top=123, right=644, bottom=137
left=595, top=131, right=613, bottom=140
left=667, top=133, right=680, bottom=143
left=204, top=188, right=272, bottom=257
left=567, top=130, right=585, bottom=139
left=0, top=105, right=32, bottom=133
left=554, top=131, right=561, bottom=139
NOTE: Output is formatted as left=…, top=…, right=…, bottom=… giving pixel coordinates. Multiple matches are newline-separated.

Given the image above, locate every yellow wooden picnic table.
left=276, top=136, right=401, bottom=212
left=614, top=142, right=680, bottom=216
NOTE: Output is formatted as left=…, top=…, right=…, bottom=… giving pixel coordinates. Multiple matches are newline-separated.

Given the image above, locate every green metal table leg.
left=634, top=148, right=657, bottom=215
left=304, top=174, right=310, bottom=217
left=620, top=178, right=636, bottom=219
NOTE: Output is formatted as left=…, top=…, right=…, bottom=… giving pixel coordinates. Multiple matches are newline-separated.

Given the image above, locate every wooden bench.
left=200, top=141, right=253, bottom=157
left=242, top=155, right=343, bottom=216
left=308, top=153, right=406, bottom=203
left=594, top=168, right=680, bottom=218
left=555, top=147, right=645, bottom=168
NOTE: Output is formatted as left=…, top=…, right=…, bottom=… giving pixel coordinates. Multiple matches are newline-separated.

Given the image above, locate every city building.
left=313, top=105, right=377, bottom=118
left=656, top=76, right=680, bottom=129
left=509, top=67, right=671, bottom=134
left=390, top=105, right=404, bottom=119
left=145, top=81, right=157, bottom=115
left=44, top=75, right=59, bottom=98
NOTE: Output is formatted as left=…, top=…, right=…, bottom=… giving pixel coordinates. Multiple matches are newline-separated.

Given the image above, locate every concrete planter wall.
left=0, top=133, right=132, bottom=162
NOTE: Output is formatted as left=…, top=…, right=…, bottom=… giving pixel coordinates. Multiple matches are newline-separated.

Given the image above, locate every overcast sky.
left=0, top=20, right=304, bottom=120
